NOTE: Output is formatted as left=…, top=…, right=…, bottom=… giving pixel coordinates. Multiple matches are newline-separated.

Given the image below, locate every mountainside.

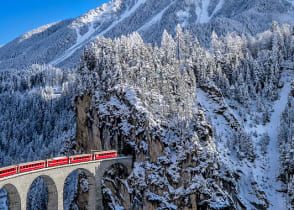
left=73, top=24, right=294, bottom=209
left=1, top=0, right=294, bottom=209
left=0, top=0, right=294, bottom=70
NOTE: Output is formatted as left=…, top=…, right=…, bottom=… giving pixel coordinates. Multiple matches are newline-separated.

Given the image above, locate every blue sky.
left=0, top=0, right=110, bottom=45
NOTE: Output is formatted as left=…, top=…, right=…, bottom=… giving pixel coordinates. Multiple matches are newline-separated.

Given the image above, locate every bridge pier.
left=4, top=184, right=21, bottom=210
left=46, top=177, right=58, bottom=210
left=56, top=183, right=64, bottom=210
left=96, top=175, right=104, bottom=210
left=87, top=172, right=97, bottom=210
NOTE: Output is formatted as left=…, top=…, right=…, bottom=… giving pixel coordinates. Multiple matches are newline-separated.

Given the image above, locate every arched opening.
left=27, top=175, right=57, bottom=210
left=101, top=163, right=130, bottom=210
left=1, top=184, right=21, bottom=210
left=63, top=168, right=96, bottom=210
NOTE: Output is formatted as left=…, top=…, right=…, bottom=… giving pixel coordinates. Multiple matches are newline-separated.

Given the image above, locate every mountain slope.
left=0, top=0, right=293, bottom=69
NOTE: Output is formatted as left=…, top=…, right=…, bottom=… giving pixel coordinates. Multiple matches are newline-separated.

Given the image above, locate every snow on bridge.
left=0, top=157, right=132, bottom=210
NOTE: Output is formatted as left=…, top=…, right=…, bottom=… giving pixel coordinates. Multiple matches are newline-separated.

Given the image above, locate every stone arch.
left=63, top=168, right=96, bottom=210
left=27, top=175, right=58, bottom=210
left=2, top=184, right=21, bottom=210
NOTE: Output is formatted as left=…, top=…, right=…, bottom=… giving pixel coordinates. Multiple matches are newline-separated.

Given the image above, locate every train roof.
left=0, top=165, right=18, bottom=171
left=94, top=150, right=117, bottom=153
left=69, top=154, right=92, bottom=158
left=18, top=160, right=46, bottom=167
left=47, top=156, right=68, bottom=161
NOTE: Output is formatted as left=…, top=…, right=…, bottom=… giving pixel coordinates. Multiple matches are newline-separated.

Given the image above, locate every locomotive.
left=0, top=150, right=117, bottom=178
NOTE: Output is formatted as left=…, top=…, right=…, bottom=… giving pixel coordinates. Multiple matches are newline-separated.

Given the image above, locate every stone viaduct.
left=0, top=157, right=132, bottom=210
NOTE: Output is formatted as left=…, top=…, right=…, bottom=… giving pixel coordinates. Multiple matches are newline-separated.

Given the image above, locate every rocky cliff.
left=73, top=21, right=294, bottom=209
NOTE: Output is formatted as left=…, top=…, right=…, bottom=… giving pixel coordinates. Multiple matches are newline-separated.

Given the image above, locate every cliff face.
left=75, top=83, right=234, bottom=209
left=74, top=33, right=243, bottom=209
left=74, top=23, right=294, bottom=209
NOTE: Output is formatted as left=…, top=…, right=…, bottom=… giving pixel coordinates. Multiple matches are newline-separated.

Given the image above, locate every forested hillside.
left=0, top=65, right=77, bottom=209
left=0, top=1, right=294, bottom=207
left=75, top=23, right=294, bottom=209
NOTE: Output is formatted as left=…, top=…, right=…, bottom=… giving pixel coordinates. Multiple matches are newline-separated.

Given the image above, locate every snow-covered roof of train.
left=47, top=156, right=68, bottom=161
left=0, top=165, right=18, bottom=171
left=18, top=160, right=46, bottom=166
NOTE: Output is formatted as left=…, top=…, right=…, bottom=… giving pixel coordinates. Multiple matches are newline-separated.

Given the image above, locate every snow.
left=245, top=70, right=294, bottom=209
left=138, top=1, right=174, bottom=32
left=177, top=9, right=190, bottom=27
left=287, top=0, right=294, bottom=6
left=92, top=0, right=146, bottom=38
left=196, top=70, right=294, bottom=209
left=195, top=0, right=224, bottom=24
left=195, top=0, right=210, bottom=24
left=49, top=2, right=114, bottom=66
left=50, top=0, right=146, bottom=66
left=260, top=71, right=293, bottom=209
left=19, top=21, right=61, bottom=43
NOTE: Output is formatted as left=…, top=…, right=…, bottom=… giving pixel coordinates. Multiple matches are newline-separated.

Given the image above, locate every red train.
left=0, top=150, right=117, bottom=179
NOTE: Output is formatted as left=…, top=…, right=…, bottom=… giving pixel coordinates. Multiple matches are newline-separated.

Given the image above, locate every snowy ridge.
left=93, top=0, right=147, bottom=37
left=18, top=21, right=62, bottom=43
left=49, top=2, right=115, bottom=66
left=1, top=0, right=294, bottom=69
left=50, top=0, right=146, bottom=66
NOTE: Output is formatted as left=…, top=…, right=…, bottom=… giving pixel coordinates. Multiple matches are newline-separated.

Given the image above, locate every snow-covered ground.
left=197, top=70, right=294, bottom=209
left=195, top=0, right=224, bottom=23
left=248, top=70, right=293, bottom=209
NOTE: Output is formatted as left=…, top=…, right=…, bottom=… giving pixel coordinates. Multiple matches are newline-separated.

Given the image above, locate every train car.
left=19, top=160, right=46, bottom=173
left=69, top=154, right=93, bottom=164
left=47, top=156, right=69, bottom=167
left=0, top=165, right=18, bottom=178
left=94, top=150, right=117, bottom=160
